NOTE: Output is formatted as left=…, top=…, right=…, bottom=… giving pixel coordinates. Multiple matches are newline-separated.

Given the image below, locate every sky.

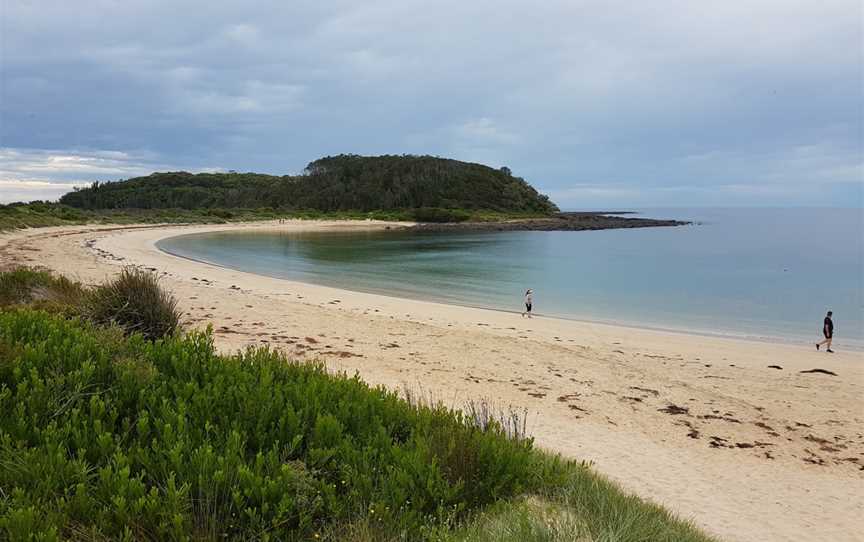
left=1, top=0, right=862, bottom=208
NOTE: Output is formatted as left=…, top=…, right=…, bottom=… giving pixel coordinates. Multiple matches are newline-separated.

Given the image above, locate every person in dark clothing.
left=816, top=311, right=834, bottom=353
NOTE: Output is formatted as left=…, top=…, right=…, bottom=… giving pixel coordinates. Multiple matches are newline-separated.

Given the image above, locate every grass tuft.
left=449, top=496, right=590, bottom=542
left=465, top=399, right=529, bottom=442
left=0, top=267, right=86, bottom=309
left=84, top=267, right=181, bottom=340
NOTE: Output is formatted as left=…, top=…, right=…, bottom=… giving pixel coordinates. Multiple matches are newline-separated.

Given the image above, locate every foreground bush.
left=83, top=267, right=181, bottom=340
left=0, top=267, right=180, bottom=341
left=0, top=267, right=85, bottom=310
left=0, top=309, right=540, bottom=540
left=0, top=276, right=716, bottom=541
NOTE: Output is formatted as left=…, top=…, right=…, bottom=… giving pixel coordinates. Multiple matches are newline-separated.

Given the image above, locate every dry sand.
left=2, top=221, right=862, bottom=542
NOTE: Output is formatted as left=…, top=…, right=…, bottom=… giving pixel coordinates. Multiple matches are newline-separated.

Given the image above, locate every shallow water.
left=157, top=208, right=863, bottom=348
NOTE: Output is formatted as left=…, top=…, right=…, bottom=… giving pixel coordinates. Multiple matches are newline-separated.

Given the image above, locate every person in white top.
left=522, top=289, right=533, bottom=318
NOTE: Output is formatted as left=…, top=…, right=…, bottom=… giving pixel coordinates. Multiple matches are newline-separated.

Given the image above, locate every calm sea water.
left=157, top=208, right=863, bottom=348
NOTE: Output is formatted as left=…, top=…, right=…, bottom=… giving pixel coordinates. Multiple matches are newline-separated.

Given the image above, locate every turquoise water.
left=157, top=208, right=863, bottom=348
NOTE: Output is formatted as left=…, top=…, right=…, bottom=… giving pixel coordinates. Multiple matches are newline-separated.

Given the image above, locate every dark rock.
left=410, top=213, right=689, bottom=233
left=799, top=368, right=837, bottom=376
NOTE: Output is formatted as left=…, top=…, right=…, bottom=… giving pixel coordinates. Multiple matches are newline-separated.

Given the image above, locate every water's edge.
left=156, top=234, right=861, bottom=351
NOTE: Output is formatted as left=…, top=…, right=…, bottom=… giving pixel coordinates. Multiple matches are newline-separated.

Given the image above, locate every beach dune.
left=2, top=221, right=862, bottom=542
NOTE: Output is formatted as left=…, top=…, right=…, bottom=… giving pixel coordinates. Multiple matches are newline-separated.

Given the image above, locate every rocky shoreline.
left=411, top=212, right=690, bottom=232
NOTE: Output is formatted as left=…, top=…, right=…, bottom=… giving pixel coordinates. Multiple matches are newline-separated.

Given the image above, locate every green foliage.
left=0, top=309, right=540, bottom=540
left=0, top=267, right=85, bottom=311
left=548, top=458, right=714, bottom=541
left=411, top=208, right=471, bottom=223
left=0, top=202, right=520, bottom=233
left=83, top=267, right=181, bottom=340
left=0, top=202, right=326, bottom=232
left=206, top=208, right=235, bottom=219
left=0, top=270, right=716, bottom=541
left=0, top=202, right=558, bottom=233
left=0, top=268, right=178, bottom=341
left=444, top=454, right=716, bottom=542
left=0, top=269, right=714, bottom=541
left=446, top=497, right=588, bottom=542
left=0, top=202, right=206, bottom=231
left=0, top=201, right=85, bottom=230
left=59, top=155, right=559, bottom=215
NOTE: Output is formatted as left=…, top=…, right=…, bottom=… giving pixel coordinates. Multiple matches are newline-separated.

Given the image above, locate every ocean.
left=156, top=208, right=863, bottom=348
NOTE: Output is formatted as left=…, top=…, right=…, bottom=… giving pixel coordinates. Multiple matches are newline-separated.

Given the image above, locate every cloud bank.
left=1, top=0, right=861, bottom=206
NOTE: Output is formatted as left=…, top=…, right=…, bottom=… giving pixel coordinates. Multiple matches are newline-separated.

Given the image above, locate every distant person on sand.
left=816, top=311, right=834, bottom=353
left=522, top=289, right=533, bottom=318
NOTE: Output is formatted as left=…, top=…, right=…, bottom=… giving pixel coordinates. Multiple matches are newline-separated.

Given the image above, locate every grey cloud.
left=1, top=0, right=861, bottom=205
left=0, top=148, right=167, bottom=180
left=0, top=147, right=220, bottom=202
left=0, top=180, right=89, bottom=203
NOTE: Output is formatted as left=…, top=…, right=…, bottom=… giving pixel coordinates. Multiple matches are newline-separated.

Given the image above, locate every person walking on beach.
left=816, top=311, right=834, bottom=353
left=522, top=289, right=533, bottom=318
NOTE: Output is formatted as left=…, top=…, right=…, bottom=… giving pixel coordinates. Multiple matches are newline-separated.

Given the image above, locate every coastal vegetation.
left=0, top=200, right=685, bottom=234
left=59, top=155, right=559, bottom=215
left=0, top=268, right=715, bottom=541
left=84, top=268, right=181, bottom=340
left=0, top=201, right=395, bottom=231
left=2, top=155, right=686, bottom=232
left=0, top=267, right=180, bottom=339
left=0, top=201, right=545, bottom=232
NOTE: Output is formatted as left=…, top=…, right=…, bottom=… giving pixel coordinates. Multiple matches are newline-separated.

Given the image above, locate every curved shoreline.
left=3, top=221, right=863, bottom=542
left=153, top=226, right=860, bottom=351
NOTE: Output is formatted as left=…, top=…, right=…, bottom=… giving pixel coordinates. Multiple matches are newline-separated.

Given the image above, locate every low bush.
left=0, top=309, right=541, bottom=540
left=0, top=267, right=85, bottom=309
left=0, top=201, right=554, bottom=232
left=0, top=275, right=716, bottom=541
left=84, top=267, right=181, bottom=340
left=411, top=208, right=471, bottom=223
left=207, top=208, right=235, bottom=219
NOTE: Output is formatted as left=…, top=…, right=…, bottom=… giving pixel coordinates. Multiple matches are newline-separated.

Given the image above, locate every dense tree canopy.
left=60, top=155, right=559, bottom=214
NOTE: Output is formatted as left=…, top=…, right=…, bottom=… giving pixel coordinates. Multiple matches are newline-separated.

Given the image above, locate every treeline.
left=59, top=154, right=559, bottom=214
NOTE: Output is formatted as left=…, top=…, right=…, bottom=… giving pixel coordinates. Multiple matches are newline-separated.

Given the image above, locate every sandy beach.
left=2, top=221, right=862, bottom=542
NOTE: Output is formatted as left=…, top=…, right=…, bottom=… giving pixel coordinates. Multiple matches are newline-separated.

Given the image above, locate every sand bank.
left=2, top=221, right=862, bottom=542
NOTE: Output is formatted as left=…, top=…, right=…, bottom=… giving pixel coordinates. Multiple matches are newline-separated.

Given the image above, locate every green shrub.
left=57, top=207, right=85, bottom=221
left=411, top=208, right=471, bottom=223
left=0, top=267, right=85, bottom=308
left=0, top=308, right=715, bottom=541
left=0, top=309, right=539, bottom=540
left=207, top=208, right=235, bottom=219
left=84, top=267, right=180, bottom=340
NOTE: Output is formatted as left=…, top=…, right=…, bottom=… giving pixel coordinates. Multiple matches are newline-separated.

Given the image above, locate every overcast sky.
left=1, top=0, right=861, bottom=207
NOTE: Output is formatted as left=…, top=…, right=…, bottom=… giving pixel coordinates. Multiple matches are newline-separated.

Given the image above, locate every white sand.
left=3, top=221, right=862, bottom=542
